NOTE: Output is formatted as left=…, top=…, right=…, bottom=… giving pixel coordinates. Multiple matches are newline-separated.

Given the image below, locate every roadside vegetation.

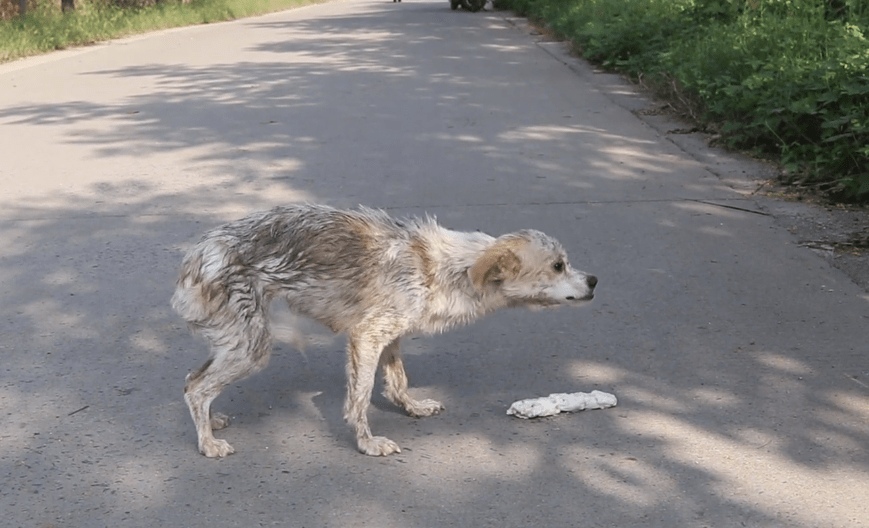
left=498, top=0, right=869, bottom=202
left=0, top=0, right=323, bottom=62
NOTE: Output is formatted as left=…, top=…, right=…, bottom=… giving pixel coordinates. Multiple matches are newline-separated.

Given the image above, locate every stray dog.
left=172, top=204, right=597, bottom=457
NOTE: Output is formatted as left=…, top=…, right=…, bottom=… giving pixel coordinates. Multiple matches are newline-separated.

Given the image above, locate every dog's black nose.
left=587, top=275, right=598, bottom=289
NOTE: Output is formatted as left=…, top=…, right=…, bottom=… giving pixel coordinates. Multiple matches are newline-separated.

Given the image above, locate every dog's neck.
left=413, top=225, right=508, bottom=333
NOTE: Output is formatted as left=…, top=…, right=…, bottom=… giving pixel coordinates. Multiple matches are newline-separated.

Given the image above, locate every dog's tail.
left=171, top=237, right=236, bottom=329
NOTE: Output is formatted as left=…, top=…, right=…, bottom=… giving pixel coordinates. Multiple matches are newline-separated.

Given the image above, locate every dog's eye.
left=553, top=261, right=564, bottom=273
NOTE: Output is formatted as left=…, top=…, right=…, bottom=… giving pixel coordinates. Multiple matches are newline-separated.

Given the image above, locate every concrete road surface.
left=1, top=1, right=867, bottom=526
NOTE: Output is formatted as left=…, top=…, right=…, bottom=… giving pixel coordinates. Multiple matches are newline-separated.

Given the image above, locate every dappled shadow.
left=1, top=1, right=867, bottom=526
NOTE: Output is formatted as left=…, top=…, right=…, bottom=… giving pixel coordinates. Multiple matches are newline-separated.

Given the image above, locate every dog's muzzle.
left=567, top=275, right=597, bottom=302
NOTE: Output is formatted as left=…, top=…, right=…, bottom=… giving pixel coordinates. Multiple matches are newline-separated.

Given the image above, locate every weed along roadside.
left=0, top=0, right=330, bottom=61
left=499, top=0, right=869, bottom=203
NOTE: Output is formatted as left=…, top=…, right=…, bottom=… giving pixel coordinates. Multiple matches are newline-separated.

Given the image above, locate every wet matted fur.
left=172, top=204, right=597, bottom=457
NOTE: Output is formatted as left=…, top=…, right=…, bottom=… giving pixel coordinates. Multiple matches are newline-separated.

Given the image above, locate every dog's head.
left=468, top=230, right=597, bottom=308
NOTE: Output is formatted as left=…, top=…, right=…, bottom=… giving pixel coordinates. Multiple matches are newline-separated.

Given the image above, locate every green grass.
left=499, top=0, right=869, bottom=202
left=0, top=0, right=326, bottom=63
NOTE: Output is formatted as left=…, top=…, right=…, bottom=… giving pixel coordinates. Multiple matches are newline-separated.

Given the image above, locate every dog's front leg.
left=344, top=334, right=402, bottom=456
left=380, top=338, right=444, bottom=417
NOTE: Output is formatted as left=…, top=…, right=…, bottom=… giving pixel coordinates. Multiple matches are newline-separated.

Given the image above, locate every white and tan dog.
left=172, top=204, right=597, bottom=457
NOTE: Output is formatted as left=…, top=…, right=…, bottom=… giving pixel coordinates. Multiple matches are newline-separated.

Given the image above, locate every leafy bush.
left=500, top=0, right=869, bottom=201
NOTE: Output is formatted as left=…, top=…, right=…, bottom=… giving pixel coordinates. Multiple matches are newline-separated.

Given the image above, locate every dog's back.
left=172, top=205, right=432, bottom=335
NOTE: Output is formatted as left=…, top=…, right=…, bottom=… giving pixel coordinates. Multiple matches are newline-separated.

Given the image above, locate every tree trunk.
left=61, top=0, right=74, bottom=12
left=18, top=0, right=26, bottom=16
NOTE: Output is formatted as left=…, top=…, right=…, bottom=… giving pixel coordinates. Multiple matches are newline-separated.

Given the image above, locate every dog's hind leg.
left=184, top=291, right=273, bottom=458
left=184, top=358, right=234, bottom=458
left=344, top=330, right=404, bottom=456
left=380, top=338, right=444, bottom=418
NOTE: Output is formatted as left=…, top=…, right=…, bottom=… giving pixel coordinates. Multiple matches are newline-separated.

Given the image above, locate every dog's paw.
left=210, top=412, right=231, bottom=430
left=357, top=436, right=401, bottom=457
left=199, top=437, right=235, bottom=458
left=408, top=399, right=445, bottom=418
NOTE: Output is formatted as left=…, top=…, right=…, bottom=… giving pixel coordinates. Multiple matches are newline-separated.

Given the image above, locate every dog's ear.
left=469, top=239, right=523, bottom=291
